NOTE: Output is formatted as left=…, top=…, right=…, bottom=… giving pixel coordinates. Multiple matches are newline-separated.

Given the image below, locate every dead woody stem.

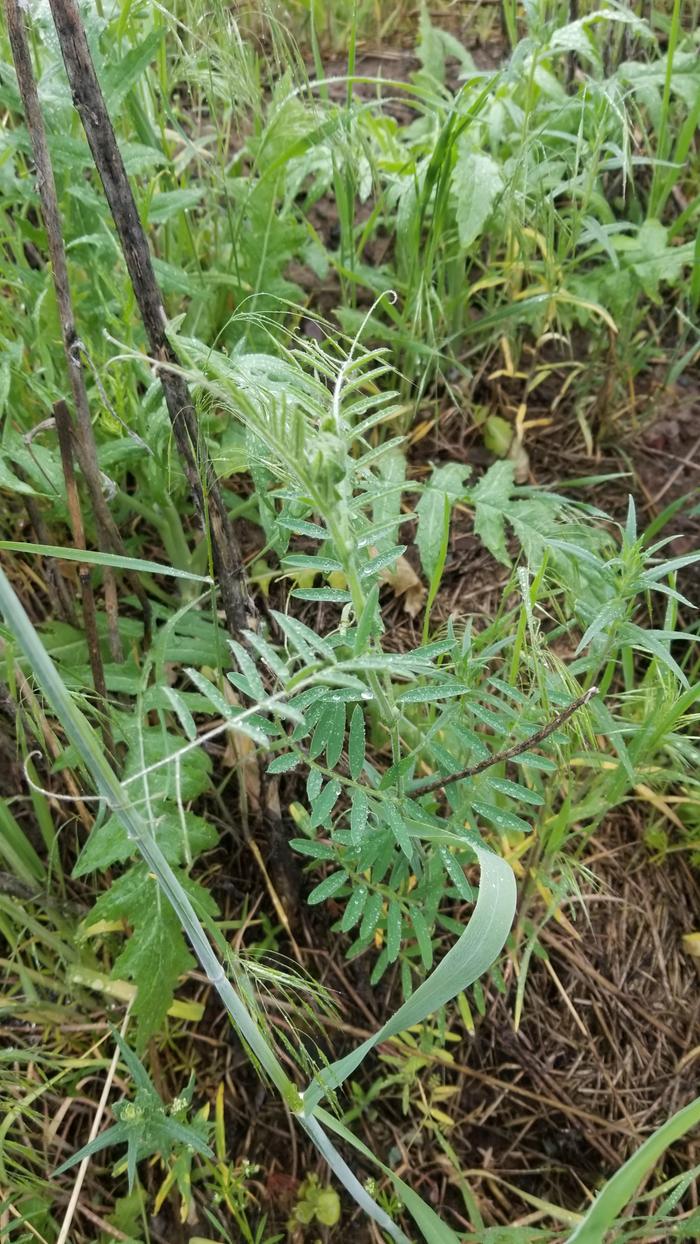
left=4, top=0, right=151, bottom=652
left=46, top=0, right=252, bottom=638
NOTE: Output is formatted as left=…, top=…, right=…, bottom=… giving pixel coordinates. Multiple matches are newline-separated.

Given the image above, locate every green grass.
left=0, top=1, right=698, bottom=1241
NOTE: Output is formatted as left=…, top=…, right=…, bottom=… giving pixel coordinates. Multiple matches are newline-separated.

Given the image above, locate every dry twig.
left=413, top=686, right=599, bottom=795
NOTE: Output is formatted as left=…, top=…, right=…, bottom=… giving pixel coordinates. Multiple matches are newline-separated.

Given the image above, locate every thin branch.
left=22, top=491, right=76, bottom=626
left=412, top=687, right=599, bottom=796
left=46, top=0, right=252, bottom=638
left=4, top=0, right=151, bottom=646
left=54, top=400, right=114, bottom=758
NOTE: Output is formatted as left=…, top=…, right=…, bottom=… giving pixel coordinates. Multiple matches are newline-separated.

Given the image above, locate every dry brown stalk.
left=53, top=400, right=113, bottom=757
left=46, top=0, right=252, bottom=638
left=4, top=0, right=151, bottom=649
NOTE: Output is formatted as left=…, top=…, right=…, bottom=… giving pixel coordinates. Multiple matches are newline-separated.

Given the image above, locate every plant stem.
left=4, top=0, right=152, bottom=644
left=46, top=0, right=252, bottom=638
left=412, top=687, right=599, bottom=796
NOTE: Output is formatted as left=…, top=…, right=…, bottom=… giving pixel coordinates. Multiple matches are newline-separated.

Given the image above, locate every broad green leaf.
left=451, top=144, right=503, bottom=249
left=470, top=461, right=515, bottom=566
left=103, top=30, right=163, bottom=113
left=416, top=463, right=469, bottom=583
left=85, top=865, right=215, bottom=1048
left=147, top=189, right=203, bottom=224
left=371, top=445, right=406, bottom=551
left=73, top=811, right=216, bottom=877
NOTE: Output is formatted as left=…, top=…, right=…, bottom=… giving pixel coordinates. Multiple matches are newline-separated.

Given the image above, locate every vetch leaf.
left=348, top=706, right=366, bottom=780
left=383, top=803, right=413, bottom=859
left=307, top=871, right=349, bottom=905
left=309, top=780, right=342, bottom=830
left=386, top=901, right=403, bottom=963
left=340, top=884, right=369, bottom=932
left=325, top=702, right=346, bottom=769
left=359, top=892, right=384, bottom=941
left=411, top=908, right=434, bottom=970
left=350, top=790, right=370, bottom=844
left=267, top=752, right=301, bottom=774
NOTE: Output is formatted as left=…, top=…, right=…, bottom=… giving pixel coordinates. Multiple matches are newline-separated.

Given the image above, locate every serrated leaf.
left=348, top=706, right=366, bottom=780
left=85, top=865, right=215, bottom=1048
left=121, top=725, right=212, bottom=806
left=470, top=460, right=515, bottom=565
left=74, top=811, right=216, bottom=877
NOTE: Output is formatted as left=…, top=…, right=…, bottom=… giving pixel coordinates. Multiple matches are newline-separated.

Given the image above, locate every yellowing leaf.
left=380, top=554, right=426, bottom=617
